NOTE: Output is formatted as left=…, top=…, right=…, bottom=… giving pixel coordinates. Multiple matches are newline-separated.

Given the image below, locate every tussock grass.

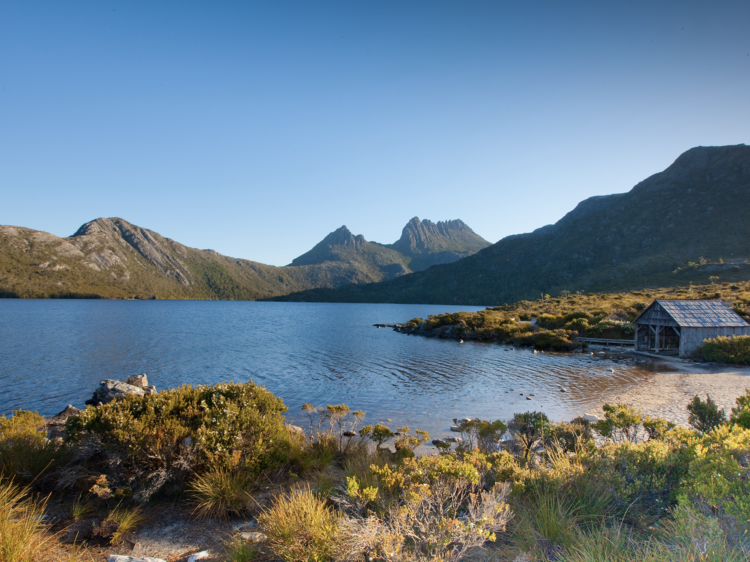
left=258, top=484, right=339, bottom=562
left=105, top=503, right=145, bottom=545
left=0, top=479, right=53, bottom=562
left=189, top=468, right=252, bottom=520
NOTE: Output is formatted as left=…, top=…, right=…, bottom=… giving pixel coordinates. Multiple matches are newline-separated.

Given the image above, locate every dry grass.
left=189, top=468, right=252, bottom=520
left=258, top=484, right=339, bottom=562
left=105, top=503, right=146, bottom=545
left=0, top=479, right=53, bottom=562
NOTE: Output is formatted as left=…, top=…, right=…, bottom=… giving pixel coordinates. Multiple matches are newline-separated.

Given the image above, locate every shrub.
left=516, top=329, right=581, bottom=351
left=508, top=411, right=552, bottom=462
left=643, top=416, right=676, bottom=441
left=453, top=418, right=507, bottom=454
left=593, top=403, right=642, bottom=443
left=693, top=335, right=750, bottom=364
left=729, top=388, right=750, bottom=430
left=0, top=479, right=53, bottom=562
left=65, top=382, right=291, bottom=497
left=189, top=468, right=252, bottom=519
left=549, top=417, right=594, bottom=452
left=359, top=423, right=394, bottom=449
left=0, top=410, right=65, bottom=486
left=679, top=425, right=750, bottom=533
left=687, top=395, right=727, bottom=434
left=258, top=484, right=339, bottom=562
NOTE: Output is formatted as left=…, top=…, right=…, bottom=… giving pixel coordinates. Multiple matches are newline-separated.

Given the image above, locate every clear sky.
left=1, top=1, right=748, bottom=266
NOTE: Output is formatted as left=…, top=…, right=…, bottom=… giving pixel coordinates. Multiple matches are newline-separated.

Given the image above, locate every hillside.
left=0, top=216, right=489, bottom=300
left=274, top=144, right=750, bottom=305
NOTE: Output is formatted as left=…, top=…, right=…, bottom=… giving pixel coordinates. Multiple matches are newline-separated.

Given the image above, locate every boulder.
left=86, top=380, right=146, bottom=406
left=343, top=430, right=357, bottom=437
left=582, top=413, right=600, bottom=423
left=449, top=426, right=461, bottom=432
left=445, top=437, right=462, bottom=443
left=187, top=552, right=210, bottom=562
left=45, top=405, right=81, bottom=439
left=126, top=373, right=148, bottom=388
left=285, top=424, right=305, bottom=435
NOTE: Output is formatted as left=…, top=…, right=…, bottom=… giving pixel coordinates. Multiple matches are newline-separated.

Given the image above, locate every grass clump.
left=0, top=410, right=65, bottom=486
left=189, top=468, right=252, bottom=519
left=0, top=479, right=53, bottom=562
left=258, top=484, right=339, bottom=562
left=104, top=503, right=145, bottom=545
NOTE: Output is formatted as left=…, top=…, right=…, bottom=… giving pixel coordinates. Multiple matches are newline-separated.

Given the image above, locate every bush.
left=189, top=468, right=252, bottom=519
left=508, top=411, right=552, bottom=462
left=687, top=395, right=727, bottom=434
left=452, top=418, right=507, bottom=454
left=693, top=335, right=750, bottom=364
left=516, top=329, right=581, bottom=351
left=258, top=484, right=339, bottom=562
left=65, top=382, right=291, bottom=498
left=679, top=425, right=750, bottom=533
left=729, top=388, right=750, bottom=429
left=0, top=410, right=65, bottom=486
left=593, top=403, right=642, bottom=443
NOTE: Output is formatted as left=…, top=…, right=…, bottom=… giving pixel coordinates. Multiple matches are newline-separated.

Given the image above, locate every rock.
left=445, top=437, right=461, bottom=443
left=108, top=557, right=166, bottom=562
left=560, top=388, right=568, bottom=392
left=526, top=397, right=533, bottom=400
left=607, top=368, right=615, bottom=373
left=240, top=532, right=267, bottom=542
left=285, top=424, right=305, bottom=435
left=125, top=373, right=148, bottom=388
left=582, top=414, right=599, bottom=423
left=450, top=426, right=461, bottom=432
left=45, top=405, right=81, bottom=439
left=86, top=380, right=146, bottom=406
left=343, top=430, right=357, bottom=437
left=187, top=552, right=210, bottom=562
left=431, top=439, right=450, bottom=448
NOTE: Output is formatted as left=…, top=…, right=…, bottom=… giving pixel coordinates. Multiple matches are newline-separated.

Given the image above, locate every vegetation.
left=3, top=381, right=750, bottom=560
left=693, top=334, right=750, bottom=364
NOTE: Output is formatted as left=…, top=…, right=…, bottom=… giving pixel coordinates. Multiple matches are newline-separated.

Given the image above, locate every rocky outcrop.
left=86, top=374, right=156, bottom=406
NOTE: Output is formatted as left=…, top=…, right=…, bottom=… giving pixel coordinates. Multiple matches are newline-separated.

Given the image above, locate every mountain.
left=274, top=144, right=750, bottom=305
left=0, top=216, right=489, bottom=300
left=289, top=219, right=491, bottom=281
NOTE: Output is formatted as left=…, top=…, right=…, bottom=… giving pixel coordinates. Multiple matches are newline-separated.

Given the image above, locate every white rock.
left=188, top=551, right=210, bottom=562
left=240, top=532, right=267, bottom=542
left=582, top=414, right=599, bottom=423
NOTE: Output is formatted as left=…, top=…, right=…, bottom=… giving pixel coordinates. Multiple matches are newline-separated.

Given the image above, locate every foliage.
left=679, top=425, right=750, bottom=533
left=359, top=423, right=394, bottom=449
left=104, top=503, right=145, bottom=545
left=65, top=382, right=290, bottom=497
left=189, top=468, right=252, bottom=519
left=508, top=411, right=552, bottom=462
left=642, top=416, right=676, bottom=441
left=0, top=479, right=53, bottom=562
left=0, top=410, right=65, bottom=486
left=392, top=427, right=429, bottom=458
left=687, top=394, right=727, bottom=434
left=452, top=418, right=507, bottom=454
left=593, top=403, right=643, bottom=443
left=258, top=484, right=340, bottom=562
left=729, top=388, right=750, bottom=429
left=693, top=335, right=750, bottom=364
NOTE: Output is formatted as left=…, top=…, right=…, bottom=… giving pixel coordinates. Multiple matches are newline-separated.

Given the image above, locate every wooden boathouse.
left=634, top=299, right=750, bottom=357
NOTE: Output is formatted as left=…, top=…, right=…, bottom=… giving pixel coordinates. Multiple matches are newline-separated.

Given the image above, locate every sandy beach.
left=590, top=351, right=750, bottom=427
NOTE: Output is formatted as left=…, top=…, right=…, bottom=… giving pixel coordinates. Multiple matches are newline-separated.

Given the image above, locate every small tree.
left=508, top=411, right=551, bottom=462
left=593, top=403, right=642, bottom=443
left=687, top=394, right=726, bottom=434
left=454, top=418, right=507, bottom=454
left=360, top=423, right=394, bottom=450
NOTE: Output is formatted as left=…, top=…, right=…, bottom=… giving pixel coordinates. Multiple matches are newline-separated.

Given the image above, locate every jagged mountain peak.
left=391, top=217, right=488, bottom=255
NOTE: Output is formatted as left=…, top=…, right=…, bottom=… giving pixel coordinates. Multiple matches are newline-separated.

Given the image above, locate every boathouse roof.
left=635, top=299, right=749, bottom=328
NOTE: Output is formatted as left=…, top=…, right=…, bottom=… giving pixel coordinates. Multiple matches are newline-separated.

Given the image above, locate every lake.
left=0, top=299, right=661, bottom=438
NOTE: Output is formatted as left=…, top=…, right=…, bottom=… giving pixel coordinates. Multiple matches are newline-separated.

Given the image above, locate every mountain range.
left=0, top=216, right=488, bottom=300
left=275, top=144, right=750, bottom=305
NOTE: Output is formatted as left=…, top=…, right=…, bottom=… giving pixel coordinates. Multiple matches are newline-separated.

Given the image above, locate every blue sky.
left=1, top=1, right=748, bottom=266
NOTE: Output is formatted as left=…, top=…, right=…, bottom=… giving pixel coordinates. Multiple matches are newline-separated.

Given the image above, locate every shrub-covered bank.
left=395, top=281, right=750, bottom=351
left=2, top=381, right=750, bottom=561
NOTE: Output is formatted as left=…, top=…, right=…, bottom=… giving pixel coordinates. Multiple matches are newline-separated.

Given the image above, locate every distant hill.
left=0, top=216, right=489, bottom=300
left=274, top=144, right=750, bottom=305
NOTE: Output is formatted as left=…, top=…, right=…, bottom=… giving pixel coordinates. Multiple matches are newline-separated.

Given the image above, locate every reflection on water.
left=0, top=300, right=663, bottom=437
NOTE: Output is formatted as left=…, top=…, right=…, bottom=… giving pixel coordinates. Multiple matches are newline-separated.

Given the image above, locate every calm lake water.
left=0, top=300, right=662, bottom=438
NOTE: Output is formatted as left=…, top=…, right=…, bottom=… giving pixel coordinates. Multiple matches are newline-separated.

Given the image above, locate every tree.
left=687, top=394, right=726, bottom=434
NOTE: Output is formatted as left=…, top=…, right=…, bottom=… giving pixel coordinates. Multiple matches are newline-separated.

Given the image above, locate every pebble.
left=526, top=397, right=533, bottom=400
left=188, top=552, right=210, bottom=562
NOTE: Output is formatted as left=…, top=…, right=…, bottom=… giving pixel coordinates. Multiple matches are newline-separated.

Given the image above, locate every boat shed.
left=634, top=299, right=750, bottom=357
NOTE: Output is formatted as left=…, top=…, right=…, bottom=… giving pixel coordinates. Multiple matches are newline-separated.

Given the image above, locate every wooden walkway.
left=577, top=337, right=635, bottom=347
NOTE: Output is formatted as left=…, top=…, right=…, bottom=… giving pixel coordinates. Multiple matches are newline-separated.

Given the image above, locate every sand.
left=589, top=351, right=750, bottom=427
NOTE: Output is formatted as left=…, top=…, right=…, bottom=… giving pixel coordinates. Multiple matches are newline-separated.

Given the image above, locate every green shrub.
left=452, top=418, right=507, bottom=454
left=0, top=410, right=65, bottom=486
left=687, top=395, right=727, bottom=434
left=729, top=388, right=750, bottom=429
left=516, top=329, right=581, bottom=351
left=65, top=382, right=291, bottom=496
left=189, top=468, right=252, bottom=519
left=509, top=411, right=552, bottom=462
left=593, top=403, right=642, bottom=443
left=693, top=335, right=750, bottom=364
left=258, top=484, right=339, bottom=562
left=679, top=425, right=750, bottom=533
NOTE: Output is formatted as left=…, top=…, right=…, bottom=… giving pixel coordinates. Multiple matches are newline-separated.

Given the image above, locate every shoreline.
left=588, top=349, right=750, bottom=427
